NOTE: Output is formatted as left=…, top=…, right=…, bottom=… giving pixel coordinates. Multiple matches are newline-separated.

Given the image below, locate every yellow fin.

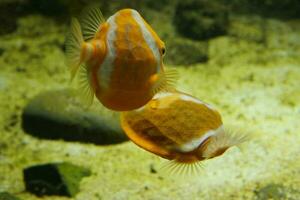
left=159, top=160, right=204, bottom=178
left=65, top=18, right=84, bottom=81
left=151, top=69, right=178, bottom=95
left=77, top=64, right=94, bottom=106
left=80, top=6, right=105, bottom=41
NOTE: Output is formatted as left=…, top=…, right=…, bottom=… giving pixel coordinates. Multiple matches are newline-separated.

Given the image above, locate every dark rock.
left=0, top=48, right=5, bottom=56
left=23, top=162, right=91, bottom=197
left=22, top=89, right=128, bottom=145
left=0, top=192, right=22, bottom=200
left=0, top=0, right=68, bottom=35
left=149, top=164, right=157, bottom=174
left=220, top=0, right=300, bottom=19
left=0, top=0, right=70, bottom=26
left=237, top=0, right=300, bottom=19
left=25, top=0, right=69, bottom=18
left=0, top=2, right=23, bottom=35
left=16, top=66, right=27, bottom=73
left=254, top=184, right=286, bottom=200
left=165, top=37, right=208, bottom=65
left=173, top=0, right=229, bottom=40
left=143, top=0, right=175, bottom=10
left=108, top=0, right=176, bottom=12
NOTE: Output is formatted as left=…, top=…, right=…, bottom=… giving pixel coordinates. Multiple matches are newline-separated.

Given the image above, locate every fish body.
left=66, top=8, right=175, bottom=111
left=121, top=91, right=247, bottom=170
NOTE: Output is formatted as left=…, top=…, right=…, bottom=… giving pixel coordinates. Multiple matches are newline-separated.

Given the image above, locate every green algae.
left=57, top=163, right=91, bottom=197
left=0, top=192, right=22, bottom=200
left=0, top=8, right=299, bottom=200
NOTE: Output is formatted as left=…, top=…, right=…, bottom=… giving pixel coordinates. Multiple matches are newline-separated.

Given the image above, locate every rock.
left=0, top=0, right=68, bottom=36
left=0, top=47, right=5, bottom=56
left=23, top=162, right=91, bottom=197
left=143, top=0, right=175, bottom=10
left=245, top=0, right=300, bottom=19
left=25, top=0, right=69, bottom=18
left=173, top=0, right=229, bottom=40
left=165, top=36, right=208, bottom=65
left=228, top=15, right=266, bottom=43
left=0, top=0, right=73, bottom=26
left=264, top=19, right=299, bottom=50
left=254, top=184, right=286, bottom=200
left=220, top=0, right=300, bottom=19
left=0, top=192, right=22, bottom=200
left=22, top=89, right=128, bottom=145
left=137, top=7, right=209, bottom=66
left=0, top=2, right=22, bottom=35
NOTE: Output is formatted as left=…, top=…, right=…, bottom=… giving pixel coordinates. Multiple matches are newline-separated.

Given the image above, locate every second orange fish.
left=121, top=91, right=248, bottom=173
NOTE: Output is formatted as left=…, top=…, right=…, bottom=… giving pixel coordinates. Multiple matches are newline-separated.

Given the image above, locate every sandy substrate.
left=0, top=15, right=299, bottom=200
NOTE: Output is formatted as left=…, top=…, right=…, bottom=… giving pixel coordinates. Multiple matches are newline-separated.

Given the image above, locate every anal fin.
left=159, top=159, right=204, bottom=178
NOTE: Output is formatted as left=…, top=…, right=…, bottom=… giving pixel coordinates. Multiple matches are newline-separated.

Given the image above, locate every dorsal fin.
left=80, top=6, right=105, bottom=41
left=65, top=18, right=84, bottom=81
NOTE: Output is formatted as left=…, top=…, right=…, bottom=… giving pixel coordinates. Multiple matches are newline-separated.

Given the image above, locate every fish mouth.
left=210, top=146, right=229, bottom=158
left=194, top=136, right=213, bottom=160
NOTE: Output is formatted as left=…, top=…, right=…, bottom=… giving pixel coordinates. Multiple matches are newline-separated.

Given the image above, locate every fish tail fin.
left=151, top=69, right=179, bottom=96
left=65, top=18, right=84, bottom=81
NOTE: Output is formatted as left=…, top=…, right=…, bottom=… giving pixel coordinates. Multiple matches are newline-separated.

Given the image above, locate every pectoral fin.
left=150, top=69, right=178, bottom=96
left=77, top=64, right=94, bottom=106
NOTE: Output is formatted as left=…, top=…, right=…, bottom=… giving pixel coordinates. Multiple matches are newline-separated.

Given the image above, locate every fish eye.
left=161, top=47, right=166, bottom=55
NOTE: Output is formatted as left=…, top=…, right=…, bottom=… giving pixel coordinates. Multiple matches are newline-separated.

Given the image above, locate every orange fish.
left=121, top=91, right=248, bottom=173
left=65, top=7, right=176, bottom=111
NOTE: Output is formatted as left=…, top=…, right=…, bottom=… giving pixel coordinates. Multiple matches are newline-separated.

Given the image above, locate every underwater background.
left=0, top=0, right=300, bottom=199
